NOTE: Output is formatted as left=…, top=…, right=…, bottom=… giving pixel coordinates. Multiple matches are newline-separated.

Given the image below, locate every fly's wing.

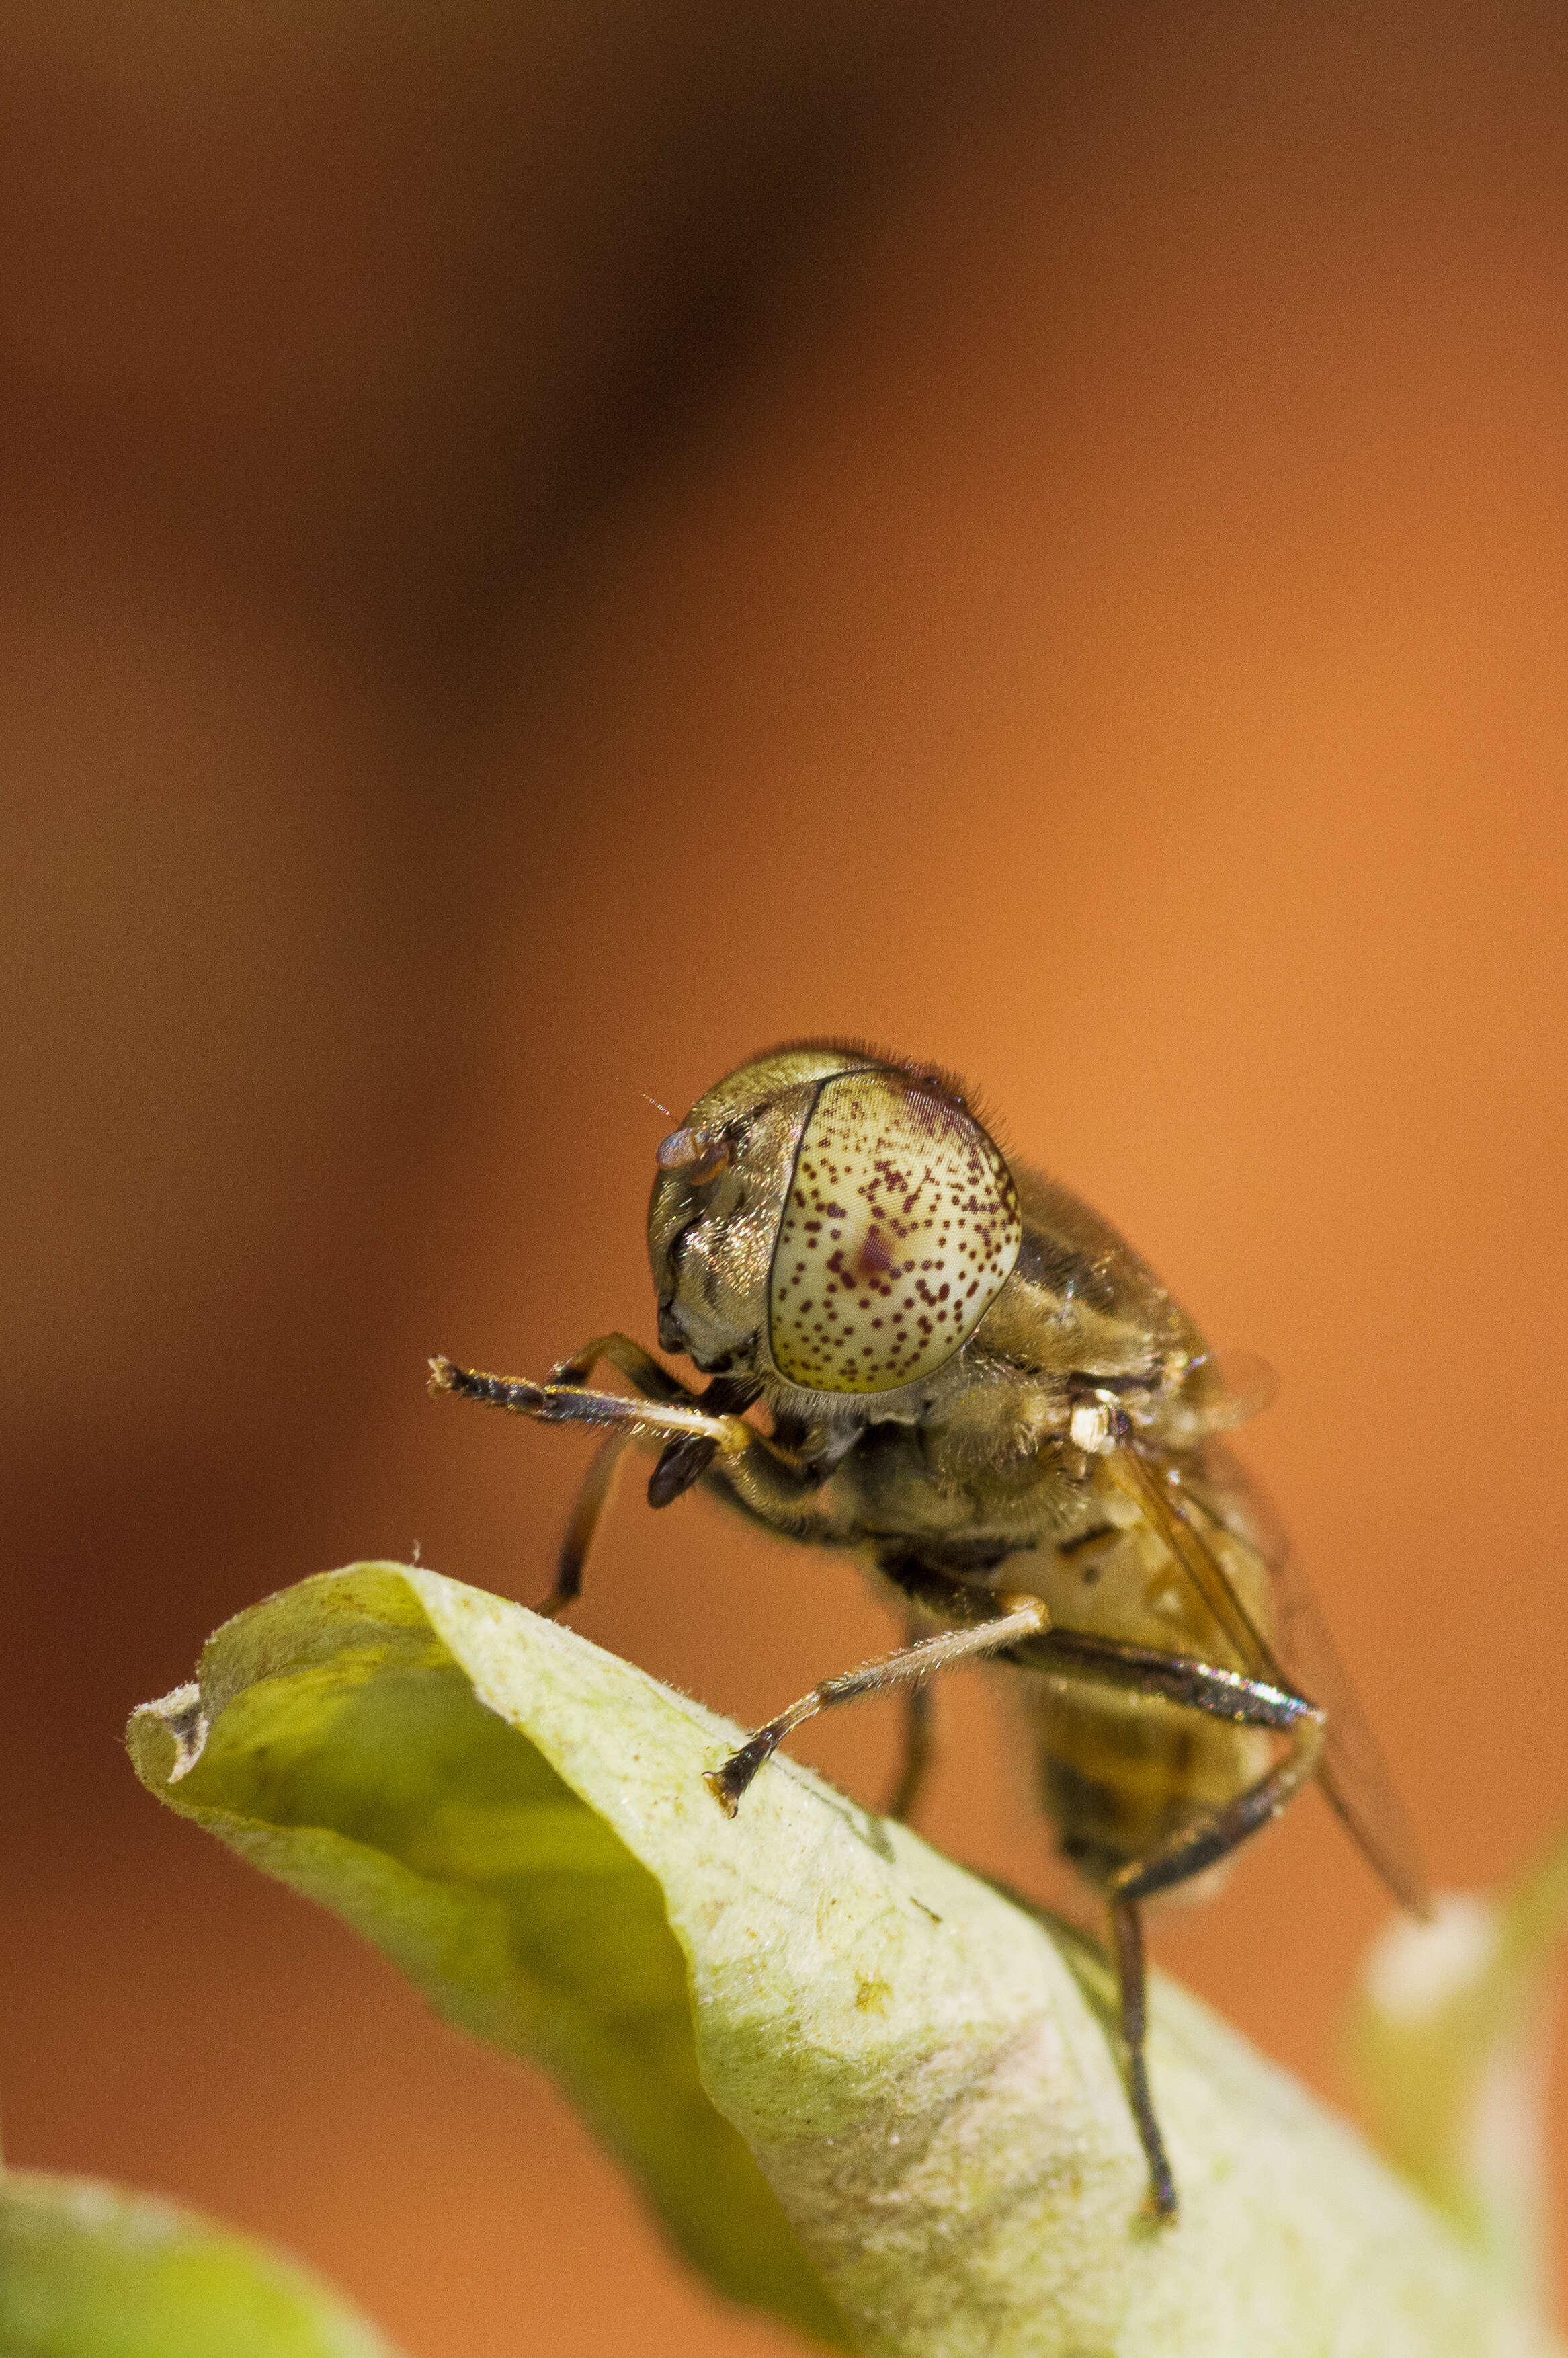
left=1106, top=1438, right=1430, bottom=1916
left=1159, top=1348, right=1280, bottom=1443
left=1178, top=1441, right=1431, bottom=1918
left=1268, top=1544, right=1430, bottom=1915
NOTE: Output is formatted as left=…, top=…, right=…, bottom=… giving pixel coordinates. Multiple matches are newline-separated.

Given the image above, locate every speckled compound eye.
left=768, top=1071, right=1022, bottom=1392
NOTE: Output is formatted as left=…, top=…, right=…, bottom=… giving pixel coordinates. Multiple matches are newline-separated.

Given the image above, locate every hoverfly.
left=431, top=1040, right=1428, bottom=2215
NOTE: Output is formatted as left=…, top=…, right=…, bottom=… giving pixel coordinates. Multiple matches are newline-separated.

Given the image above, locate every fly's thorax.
left=965, top=1162, right=1219, bottom=1421
left=1027, top=1514, right=1193, bottom=1644
left=1025, top=1469, right=1276, bottom=1663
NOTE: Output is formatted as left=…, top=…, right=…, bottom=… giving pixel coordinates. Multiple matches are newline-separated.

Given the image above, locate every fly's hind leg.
left=1107, top=1896, right=1173, bottom=2217
left=1018, top=1627, right=1328, bottom=2218
left=1103, top=1701, right=1321, bottom=2222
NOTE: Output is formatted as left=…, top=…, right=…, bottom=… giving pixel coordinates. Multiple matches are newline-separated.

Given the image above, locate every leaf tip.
left=130, top=1680, right=210, bottom=1784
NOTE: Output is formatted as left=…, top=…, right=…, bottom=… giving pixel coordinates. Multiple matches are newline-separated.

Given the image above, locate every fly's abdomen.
left=1019, top=1674, right=1271, bottom=1889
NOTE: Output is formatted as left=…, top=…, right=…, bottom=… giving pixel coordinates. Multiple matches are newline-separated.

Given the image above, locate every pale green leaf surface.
left=1348, top=1833, right=1568, bottom=2317
left=128, top=1563, right=1561, bottom=2358
left=0, top=2168, right=401, bottom=2358
left=125, top=1564, right=849, bottom=2354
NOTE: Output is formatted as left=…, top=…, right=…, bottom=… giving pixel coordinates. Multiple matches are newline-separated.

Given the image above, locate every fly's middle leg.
left=706, top=1593, right=1047, bottom=1816
left=884, top=1665, right=936, bottom=1823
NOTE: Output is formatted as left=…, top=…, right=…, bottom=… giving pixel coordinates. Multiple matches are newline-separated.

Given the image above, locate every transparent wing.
left=1149, top=1349, right=1279, bottom=1446
left=1111, top=1437, right=1430, bottom=1918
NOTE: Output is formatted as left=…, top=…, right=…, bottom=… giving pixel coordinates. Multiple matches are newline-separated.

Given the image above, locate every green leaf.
left=126, top=1563, right=849, bottom=2353
left=1348, top=1836, right=1568, bottom=2317
left=128, top=1563, right=1562, bottom=2358
left=0, top=2168, right=401, bottom=2358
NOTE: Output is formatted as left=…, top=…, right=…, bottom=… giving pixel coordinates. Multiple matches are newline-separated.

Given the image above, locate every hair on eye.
left=750, top=1036, right=977, bottom=1111
left=740, top=1034, right=1016, bottom=1159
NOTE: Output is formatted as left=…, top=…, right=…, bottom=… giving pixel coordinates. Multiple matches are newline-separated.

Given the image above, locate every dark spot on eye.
left=856, top=1226, right=894, bottom=1278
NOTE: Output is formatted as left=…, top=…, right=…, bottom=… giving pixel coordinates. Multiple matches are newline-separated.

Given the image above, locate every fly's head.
left=648, top=1041, right=1023, bottom=1408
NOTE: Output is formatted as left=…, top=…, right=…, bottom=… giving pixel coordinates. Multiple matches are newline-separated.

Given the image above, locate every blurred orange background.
left=5, top=3, right=1568, bottom=2349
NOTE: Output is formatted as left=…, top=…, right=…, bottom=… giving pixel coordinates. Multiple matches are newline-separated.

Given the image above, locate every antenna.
left=612, top=1075, right=674, bottom=1121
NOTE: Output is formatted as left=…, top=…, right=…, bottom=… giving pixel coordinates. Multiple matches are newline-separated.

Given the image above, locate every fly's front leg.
left=528, top=1332, right=696, bottom=1614
left=706, top=1591, right=1047, bottom=1817
left=646, top=1374, right=764, bottom=1508
left=544, top=1337, right=771, bottom=1514
left=429, top=1346, right=846, bottom=1610
left=537, top=1430, right=628, bottom=1620
left=546, top=1332, right=702, bottom=1402
left=537, top=1337, right=749, bottom=1603
left=556, top=1338, right=703, bottom=1611
left=429, top=1345, right=745, bottom=1617
left=429, top=1351, right=747, bottom=1457
left=429, top=1348, right=811, bottom=1495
